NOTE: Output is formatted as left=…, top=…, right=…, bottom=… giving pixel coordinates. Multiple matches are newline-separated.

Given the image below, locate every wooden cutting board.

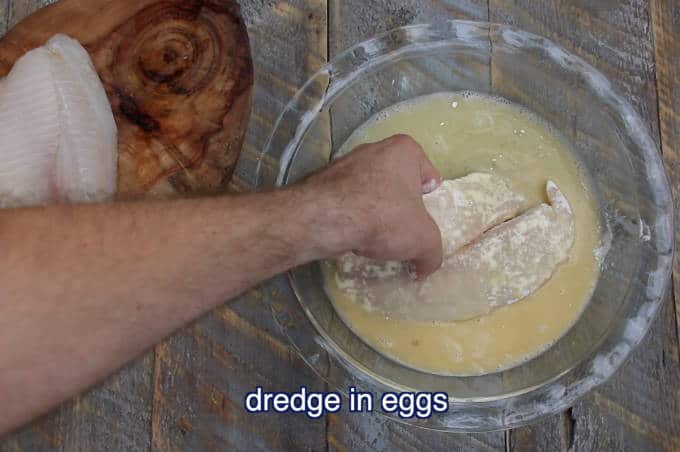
left=0, top=0, right=253, bottom=198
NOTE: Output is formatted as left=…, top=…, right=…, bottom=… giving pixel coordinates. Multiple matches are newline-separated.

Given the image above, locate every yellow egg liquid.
left=323, top=92, right=601, bottom=376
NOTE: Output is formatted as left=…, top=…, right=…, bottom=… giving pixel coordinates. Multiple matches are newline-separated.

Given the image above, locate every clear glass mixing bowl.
left=256, top=20, right=674, bottom=431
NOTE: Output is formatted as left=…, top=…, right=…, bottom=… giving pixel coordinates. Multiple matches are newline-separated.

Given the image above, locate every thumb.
left=411, top=215, right=443, bottom=279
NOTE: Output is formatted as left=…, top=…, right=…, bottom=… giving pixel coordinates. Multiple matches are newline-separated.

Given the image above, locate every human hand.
left=300, top=134, right=443, bottom=278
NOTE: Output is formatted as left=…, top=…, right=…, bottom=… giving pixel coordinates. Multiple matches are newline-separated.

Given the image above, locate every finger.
left=380, top=133, right=415, bottom=146
left=420, top=160, right=441, bottom=195
left=411, top=215, right=443, bottom=279
left=383, top=134, right=441, bottom=191
left=414, top=146, right=441, bottom=194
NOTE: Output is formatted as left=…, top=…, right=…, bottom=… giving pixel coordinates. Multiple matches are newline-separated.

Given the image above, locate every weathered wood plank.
left=3, top=0, right=51, bottom=29
left=150, top=1, right=332, bottom=450
left=491, top=0, right=659, bottom=129
left=329, top=0, right=488, bottom=56
left=508, top=412, right=574, bottom=452
left=0, top=1, right=8, bottom=35
left=151, top=298, right=329, bottom=451
left=651, top=0, right=680, bottom=366
left=489, top=1, right=680, bottom=450
left=0, top=354, right=153, bottom=452
left=231, top=0, right=329, bottom=191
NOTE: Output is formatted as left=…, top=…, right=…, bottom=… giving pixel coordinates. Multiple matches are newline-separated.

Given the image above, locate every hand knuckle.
left=391, top=134, right=414, bottom=146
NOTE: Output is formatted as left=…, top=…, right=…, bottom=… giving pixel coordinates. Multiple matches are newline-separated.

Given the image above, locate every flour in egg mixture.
left=322, top=92, right=601, bottom=376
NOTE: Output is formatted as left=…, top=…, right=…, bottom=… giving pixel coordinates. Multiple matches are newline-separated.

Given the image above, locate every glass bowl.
left=256, top=20, right=674, bottom=432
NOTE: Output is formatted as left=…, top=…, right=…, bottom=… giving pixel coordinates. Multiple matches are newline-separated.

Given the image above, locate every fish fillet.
left=0, top=48, right=60, bottom=207
left=335, top=181, right=575, bottom=322
left=0, top=34, right=117, bottom=208
left=46, top=35, right=118, bottom=203
left=337, top=173, right=526, bottom=279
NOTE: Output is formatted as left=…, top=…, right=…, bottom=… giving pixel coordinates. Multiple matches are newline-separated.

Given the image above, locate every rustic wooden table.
left=1, top=0, right=679, bottom=450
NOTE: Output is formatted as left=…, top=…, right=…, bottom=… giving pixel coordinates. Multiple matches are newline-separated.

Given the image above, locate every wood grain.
left=0, top=1, right=7, bottom=35
left=0, top=355, right=154, bottom=452
left=329, top=0, right=488, bottom=56
left=78, top=358, right=151, bottom=451
left=508, top=412, right=575, bottom=452
left=1, top=0, right=52, bottom=32
left=489, top=1, right=680, bottom=450
left=0, top=0, right=254, bottom=198
left=232, top=0, right=329, bottom=191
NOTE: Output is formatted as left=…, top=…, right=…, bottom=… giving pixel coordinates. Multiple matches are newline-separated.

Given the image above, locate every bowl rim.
left=258, top=19, right=675, bottom=432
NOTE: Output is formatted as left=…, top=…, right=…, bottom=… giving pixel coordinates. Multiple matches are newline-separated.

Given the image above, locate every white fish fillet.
left=337, top=173, right=526, bottom=280
left=0, top=34, right=117, bottom=208
left=0, top=48, right=60, bottom=207
left=46, top=35, right=117, bottom=203
left=335, top=181, right=575, bottom=322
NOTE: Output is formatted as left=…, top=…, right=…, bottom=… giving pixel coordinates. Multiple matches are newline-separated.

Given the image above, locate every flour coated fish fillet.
left=337, top=173, right=526, bottom=280
left=335, top=181, right=575, bottom=322
left=0, top=34, right=117, bottom=208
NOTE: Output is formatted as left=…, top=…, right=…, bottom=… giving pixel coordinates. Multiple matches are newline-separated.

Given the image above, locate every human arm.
left=0, top=134, right=442, bottom=434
